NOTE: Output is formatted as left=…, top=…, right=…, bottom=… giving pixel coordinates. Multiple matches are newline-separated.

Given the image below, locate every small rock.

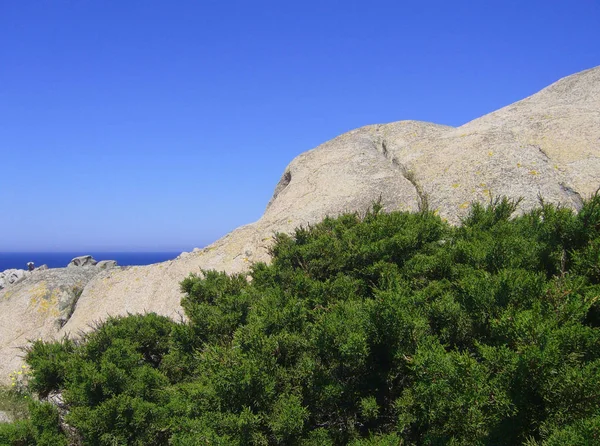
left=97, top=260, right=118, bottom=269
left=0, top=410, right=11, bottom=423
left=193, top=247, right=201, bottom=252
left=68, top=255, right=97, bottom=268
left=35, top=264, right=49, bottom=271
left=8, top=269, right=27, bottom=285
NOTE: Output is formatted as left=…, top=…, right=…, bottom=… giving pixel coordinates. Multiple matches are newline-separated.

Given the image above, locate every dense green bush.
left=0, top=400, right=67, bottom=446
left=6, top=196, right=600, bottom=445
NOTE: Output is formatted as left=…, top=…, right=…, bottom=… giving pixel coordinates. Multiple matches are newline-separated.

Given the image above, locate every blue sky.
left=1, top=1, right=599, bottom=252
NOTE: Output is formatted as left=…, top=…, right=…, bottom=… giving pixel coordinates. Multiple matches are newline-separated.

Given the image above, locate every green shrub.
left=25, top=338, right=74, bottom=397
left=5, top=195, right=600, bottom=445
left=0, top=419, right=35, bottom=446
left=0, top=401, right=68, bottom=446
left=28, top=401, right=68, bottom=446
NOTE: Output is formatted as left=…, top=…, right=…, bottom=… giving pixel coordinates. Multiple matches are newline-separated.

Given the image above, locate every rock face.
left=1, top=66, right=599, bottom=383
left=0, top=267, right=104, bottom=381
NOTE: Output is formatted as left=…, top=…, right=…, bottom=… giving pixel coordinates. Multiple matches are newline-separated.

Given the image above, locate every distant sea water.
left=0, top=252, right=180, bottom=272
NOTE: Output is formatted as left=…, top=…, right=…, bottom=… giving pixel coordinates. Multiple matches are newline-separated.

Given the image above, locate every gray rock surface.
left=67, top=255, right=97, bottom=268
left=0, top=269, right=29, bottom=289
left=1, top=66, right=599, bottom=383
left=0, top=410, right=11, bottom=423
left=96, top=260, right=118, bottom=270
left=0, top=266, right=50, bottom=291
left=8, top=270, right=27, bottom=285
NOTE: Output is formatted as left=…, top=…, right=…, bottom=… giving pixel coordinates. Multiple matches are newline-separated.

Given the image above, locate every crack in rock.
left=376, top=138, right=429, bottom=211
left=559, top=182, right=584, bottom=210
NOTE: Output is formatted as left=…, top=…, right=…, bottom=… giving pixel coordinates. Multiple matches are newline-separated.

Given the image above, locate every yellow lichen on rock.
left=28, top=282, right=60, bottom=317
left=28, top=282, right=50, bottom=307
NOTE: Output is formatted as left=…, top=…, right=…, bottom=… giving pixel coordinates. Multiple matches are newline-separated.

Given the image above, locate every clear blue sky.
left=1, top=1, right=598, bottom=252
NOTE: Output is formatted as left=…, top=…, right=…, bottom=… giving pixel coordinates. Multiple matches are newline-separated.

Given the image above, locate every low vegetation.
left=0, top=385, right=29, bottom=422
left=2, top=196, right=600, bottom=445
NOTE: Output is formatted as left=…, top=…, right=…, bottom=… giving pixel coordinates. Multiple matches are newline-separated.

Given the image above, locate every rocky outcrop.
left=0, top=269, right=28, bottom=290
left=1, top=66, right=599, bottom=384
left=67, top=255, right=97, bottom=268
left=0, top=266, right=49, bottom=291
left=96, top=260, right=118, bottom=270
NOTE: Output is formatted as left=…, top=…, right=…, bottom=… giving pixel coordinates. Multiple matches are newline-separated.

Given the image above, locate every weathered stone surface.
left=1, top=66, right=599, bottom=384
left=0, top=267, right=102, bottom=382
left=96, top=260, right=118, bottom=270
left=4, top=269, right=28, bottom=286
left=67, top=255, right=97, bottom=268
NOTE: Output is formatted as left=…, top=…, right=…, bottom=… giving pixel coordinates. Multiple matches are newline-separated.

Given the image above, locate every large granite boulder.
left=8, top=269, right=27, bottom=285
left=0, top=269, right=28, bottom=289
left=67, top=255, right=97, bottom=268
left=1, top=65, right=599, bottom=384
left=57, top=66, right=600, bottom=347
left=96, top=260, right=118, bottom=270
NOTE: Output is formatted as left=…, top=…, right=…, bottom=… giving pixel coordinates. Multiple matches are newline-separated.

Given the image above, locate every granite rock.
left=97, top=260, right=118, bottom=270
left=67, top=255, right=97, bottom=268
left=1, top=66, right=600, bottom=384
left=0, top=267, right=103, bottom=380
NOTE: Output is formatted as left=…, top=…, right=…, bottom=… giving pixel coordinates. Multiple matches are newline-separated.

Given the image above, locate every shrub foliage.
left=4, top=196, right=600, bottom=445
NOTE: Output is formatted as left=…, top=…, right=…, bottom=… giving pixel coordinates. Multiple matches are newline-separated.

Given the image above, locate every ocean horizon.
left=0, top=252, right=180, bottom=272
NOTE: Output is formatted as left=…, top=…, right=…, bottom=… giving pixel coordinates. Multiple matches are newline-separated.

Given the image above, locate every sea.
left=0, top=252, right=180, bottom=272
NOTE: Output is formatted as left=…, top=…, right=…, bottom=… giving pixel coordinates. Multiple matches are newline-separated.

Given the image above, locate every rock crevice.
left=375, top=137, right=429, bottom=212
